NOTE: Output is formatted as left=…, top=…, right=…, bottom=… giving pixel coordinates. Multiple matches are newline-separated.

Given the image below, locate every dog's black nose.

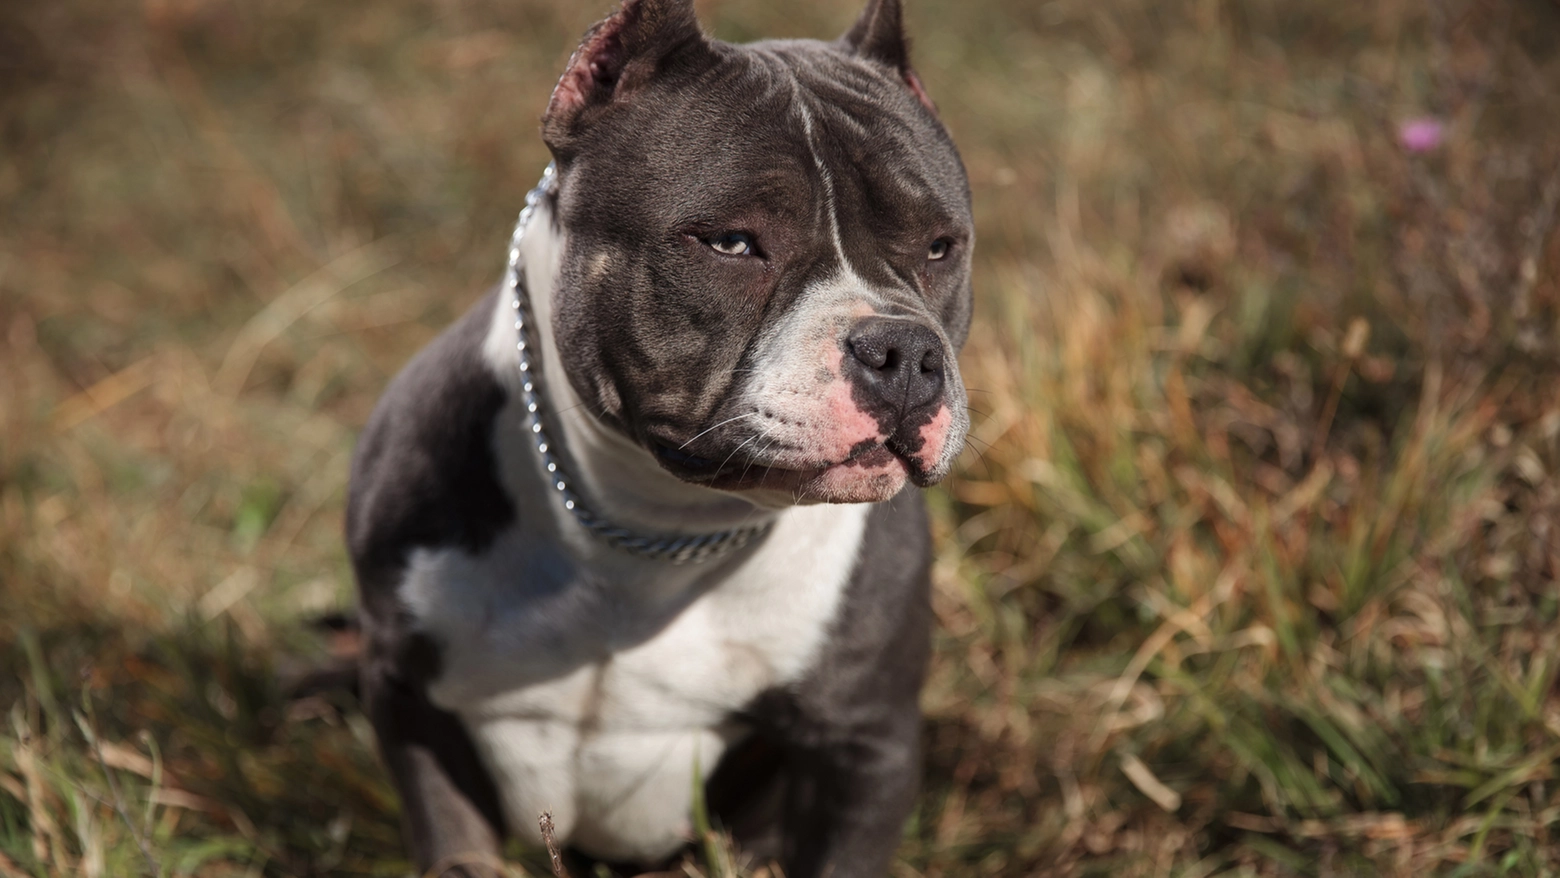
left=845, top=317, right=945, bottom=416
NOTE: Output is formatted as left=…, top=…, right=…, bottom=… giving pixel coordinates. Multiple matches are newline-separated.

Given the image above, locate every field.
left=2, top=0, right=1559, bottom=875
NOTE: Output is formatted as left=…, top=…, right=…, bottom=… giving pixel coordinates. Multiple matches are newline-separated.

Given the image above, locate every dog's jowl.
left=345, top=0, right=973, bottom=875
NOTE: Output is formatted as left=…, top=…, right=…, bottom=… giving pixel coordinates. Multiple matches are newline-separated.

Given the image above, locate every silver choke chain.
left=505, top=163, right=773, bottom=564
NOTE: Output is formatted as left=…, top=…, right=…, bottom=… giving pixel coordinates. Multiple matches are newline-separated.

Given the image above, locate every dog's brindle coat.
left=346, top=1, right=973, bottom=875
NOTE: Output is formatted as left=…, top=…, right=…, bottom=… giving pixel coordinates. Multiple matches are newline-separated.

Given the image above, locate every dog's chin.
left=652, top=441, right=917, bottom=504
left=792, top=446, right=910, bottom=503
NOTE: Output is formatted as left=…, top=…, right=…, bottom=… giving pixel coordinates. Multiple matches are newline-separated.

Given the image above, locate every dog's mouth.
left=651, top=437, right=921, bottom=498
left=652, top=443, right=721, bottom=472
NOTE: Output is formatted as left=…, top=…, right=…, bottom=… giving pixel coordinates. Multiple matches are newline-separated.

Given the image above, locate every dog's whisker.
left=958, top=434, right=995, bottom=479
left=740, top=437, right=782, bottom=483
left=679, top=412, right=760, bottom=450
left=716, top=434, right=761, bottom=472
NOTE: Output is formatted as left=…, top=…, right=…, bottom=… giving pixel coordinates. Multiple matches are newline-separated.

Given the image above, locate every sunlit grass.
left=2, top=0, right=1558, bottom=875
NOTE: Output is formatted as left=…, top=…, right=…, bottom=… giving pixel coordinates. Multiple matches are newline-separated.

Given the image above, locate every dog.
left=345, top=0, right=973, bottom=875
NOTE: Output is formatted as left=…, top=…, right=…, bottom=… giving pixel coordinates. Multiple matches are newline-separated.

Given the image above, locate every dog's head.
left=542, top=0, right=973, bottom=505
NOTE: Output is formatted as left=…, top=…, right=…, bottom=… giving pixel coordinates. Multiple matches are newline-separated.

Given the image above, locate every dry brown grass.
left=2, top=0, right=1558, bottom=875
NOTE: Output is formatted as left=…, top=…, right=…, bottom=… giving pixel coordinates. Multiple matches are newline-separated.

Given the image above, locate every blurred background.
left=2, top=0, right=1559, bottom=875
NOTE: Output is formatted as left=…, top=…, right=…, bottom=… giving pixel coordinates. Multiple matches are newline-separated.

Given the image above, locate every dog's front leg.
left=763, top=494, right=934, bottom=878
left=362, top=664, right=507, bottom=878
left=778, top=711, right=922, bottom=878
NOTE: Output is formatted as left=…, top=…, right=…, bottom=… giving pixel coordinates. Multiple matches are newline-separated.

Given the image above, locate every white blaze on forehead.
left=793, top=96, right=851, bottom=273
left=755, top=44, right=858, bottom=280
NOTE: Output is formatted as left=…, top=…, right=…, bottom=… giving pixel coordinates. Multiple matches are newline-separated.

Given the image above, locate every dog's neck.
left=483, top=200, right=785, bottom=541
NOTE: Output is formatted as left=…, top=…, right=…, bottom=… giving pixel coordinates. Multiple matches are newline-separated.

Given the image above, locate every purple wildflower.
left=1398, top=118, right=1445, bottom=153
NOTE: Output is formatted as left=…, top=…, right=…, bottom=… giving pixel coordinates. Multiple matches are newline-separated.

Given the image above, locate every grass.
left=1, top=0, right=1558, bottom=875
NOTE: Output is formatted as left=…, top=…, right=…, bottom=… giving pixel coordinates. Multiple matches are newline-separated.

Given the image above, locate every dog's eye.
left=707, top=233, right=755, bottom=257
left=928, top=238, right=954, bottom=261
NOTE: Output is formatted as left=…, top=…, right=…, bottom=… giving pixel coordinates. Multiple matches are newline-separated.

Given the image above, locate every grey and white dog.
left=345, top=0, right=973, bottom=875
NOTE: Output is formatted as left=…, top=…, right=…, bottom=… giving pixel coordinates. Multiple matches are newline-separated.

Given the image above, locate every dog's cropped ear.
left=543, top=0, right=714, bottom=155
left=841, top=0, right=937, bottom=113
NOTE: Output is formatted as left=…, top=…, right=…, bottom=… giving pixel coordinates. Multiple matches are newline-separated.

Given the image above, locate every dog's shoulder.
left=346, top=288, right=515, bottom=597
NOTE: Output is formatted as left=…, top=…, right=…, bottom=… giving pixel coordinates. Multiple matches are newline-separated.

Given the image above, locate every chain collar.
left=504, top=164, right=773, bottom=564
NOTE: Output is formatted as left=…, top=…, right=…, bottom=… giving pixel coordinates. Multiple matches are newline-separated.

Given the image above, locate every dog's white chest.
left=397, top=502, right=870, bottom=863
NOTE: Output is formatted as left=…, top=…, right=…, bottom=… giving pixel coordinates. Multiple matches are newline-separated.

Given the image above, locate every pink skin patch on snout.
left=762, top=342, right=906, bottom=502
left=914, top=405, right=954, bottom=473
left=816, top=344, right=883, bottom=463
